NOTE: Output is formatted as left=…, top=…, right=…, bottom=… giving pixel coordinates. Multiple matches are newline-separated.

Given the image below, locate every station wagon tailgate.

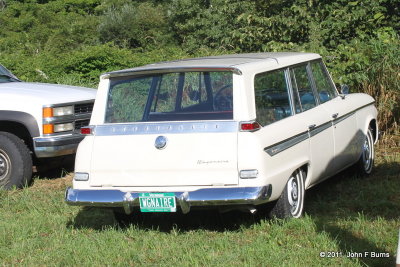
left=88, top=122, right=239, bottom=187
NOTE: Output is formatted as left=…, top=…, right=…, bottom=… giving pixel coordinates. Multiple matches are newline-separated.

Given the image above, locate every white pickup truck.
left=0, top=64, right=96, bottom=189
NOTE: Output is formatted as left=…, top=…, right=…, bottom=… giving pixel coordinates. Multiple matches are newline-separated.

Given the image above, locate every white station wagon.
left=66, top=53, right=378, bottom=219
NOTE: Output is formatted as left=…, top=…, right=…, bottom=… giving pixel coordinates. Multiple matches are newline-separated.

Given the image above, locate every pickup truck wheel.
left=357, top=127, right=374, bottom=176
left=0, top=132, right=32, bottom=189
left=269, top=169, right=305, bottom=219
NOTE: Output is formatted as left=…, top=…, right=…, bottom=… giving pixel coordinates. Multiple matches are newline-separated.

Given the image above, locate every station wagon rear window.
left=105, top=71, right=233, bottom=123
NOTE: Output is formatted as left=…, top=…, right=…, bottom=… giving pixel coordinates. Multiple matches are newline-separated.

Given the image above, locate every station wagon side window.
left=254, top=69, right=292, bottom=126
left=290, top=64, right=317, bottom=111
left=310, top=61, right=338, bottom=103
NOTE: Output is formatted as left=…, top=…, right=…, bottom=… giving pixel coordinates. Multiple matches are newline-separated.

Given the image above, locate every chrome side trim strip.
left=65, top=185, right=272, bottom=214
left=355, top=101, right=375, bottom=112
left=309, top=121, right=332, bottom=137
left=94, top=121, right=239, bottom=136
left=263, top=101, right=375, bottom=157
left=333, top=111, right=355, bottom=125
left=264, top=131, right=309, bottom=156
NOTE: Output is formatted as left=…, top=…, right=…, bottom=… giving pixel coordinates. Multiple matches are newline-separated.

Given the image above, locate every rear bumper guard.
left=65, top=185, right=272, bottom=214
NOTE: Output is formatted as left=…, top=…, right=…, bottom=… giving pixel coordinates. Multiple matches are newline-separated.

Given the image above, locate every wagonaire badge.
left=155, top=136, right=167, bottom=150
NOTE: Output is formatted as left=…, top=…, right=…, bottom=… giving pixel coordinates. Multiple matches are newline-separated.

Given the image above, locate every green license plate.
left=139, top=193, right=176, bottom=212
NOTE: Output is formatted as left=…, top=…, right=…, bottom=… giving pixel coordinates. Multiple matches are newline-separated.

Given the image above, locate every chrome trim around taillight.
left=80, top=125, right=96, bottom=135
left=239, top=121, right=261, bottom=132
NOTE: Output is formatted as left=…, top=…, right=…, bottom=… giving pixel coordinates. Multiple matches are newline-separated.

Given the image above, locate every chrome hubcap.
left=287, top=177, right=299, bottom=214
left=363, top=135, right=372, bottom=171
left=0, top=149, right=11, bottom=180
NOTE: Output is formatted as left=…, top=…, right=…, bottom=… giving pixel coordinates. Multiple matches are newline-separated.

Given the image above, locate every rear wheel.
left=0, top=132, right=32, bottom=189
left=357, top=127, right=374, bottom=176
left=270, top=169, right=305, bottom=219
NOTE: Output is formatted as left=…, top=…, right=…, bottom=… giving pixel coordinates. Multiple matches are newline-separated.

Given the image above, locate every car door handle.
left=308, top=124, right=316, bottom=130
left=332, top=113, right=339, bottom=119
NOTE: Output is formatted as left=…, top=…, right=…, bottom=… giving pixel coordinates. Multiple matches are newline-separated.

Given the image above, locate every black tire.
left=356, top=127, right=374, bottom=176
left=269, top=169, right=305, bottom=219
left=0, top=132, right=32, bottom=189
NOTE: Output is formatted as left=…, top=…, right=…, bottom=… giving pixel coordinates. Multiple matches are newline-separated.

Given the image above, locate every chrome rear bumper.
left=65, top=185, right=272, bottom=214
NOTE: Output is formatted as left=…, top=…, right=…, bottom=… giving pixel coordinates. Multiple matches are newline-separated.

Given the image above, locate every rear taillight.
left=240, top=121, right=261, bottom=132
left=80, top=126, right=94, bottom=135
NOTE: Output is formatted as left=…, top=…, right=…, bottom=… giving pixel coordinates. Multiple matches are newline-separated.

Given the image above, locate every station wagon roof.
left=102, top=52, right=321, bottom=78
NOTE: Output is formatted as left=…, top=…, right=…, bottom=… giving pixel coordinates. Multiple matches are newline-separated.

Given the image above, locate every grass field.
left=0, top=142, right=399, bottom=266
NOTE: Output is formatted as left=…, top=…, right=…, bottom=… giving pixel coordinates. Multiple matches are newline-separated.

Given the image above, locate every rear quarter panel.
left=238, top=116, right=311, bottom=202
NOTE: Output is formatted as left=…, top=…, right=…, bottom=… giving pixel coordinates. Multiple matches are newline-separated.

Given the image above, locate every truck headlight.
left=43, top=105, right=75, bottom=134
left=54, top=123, right=74, bottom=132
left=53, top=106, right=74, bottom=116
left=43, top=106, right=74, bottom=117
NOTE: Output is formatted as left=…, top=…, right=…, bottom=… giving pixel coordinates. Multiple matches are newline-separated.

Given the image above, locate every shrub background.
left=0, top=0, right=398, bottom=133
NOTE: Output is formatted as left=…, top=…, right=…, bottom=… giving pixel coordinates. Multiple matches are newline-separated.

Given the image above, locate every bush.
left=0, top=0, right=398, bottom=134
left=98, top=2, right=173, bottom=49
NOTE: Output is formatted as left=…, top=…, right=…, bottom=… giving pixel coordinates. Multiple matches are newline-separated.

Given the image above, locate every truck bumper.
left=33, top=134, right=84, bottom=158
left=65, top=185, right=272, bottom=214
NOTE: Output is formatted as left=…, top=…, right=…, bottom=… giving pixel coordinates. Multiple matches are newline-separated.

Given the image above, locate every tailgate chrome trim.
left=94, top=121, right=239, bottom=136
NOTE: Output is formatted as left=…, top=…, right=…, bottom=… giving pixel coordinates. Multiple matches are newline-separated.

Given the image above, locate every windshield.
left=105, top=71, right=233, bottom=123
left=0, top=65, right=20, bottom=83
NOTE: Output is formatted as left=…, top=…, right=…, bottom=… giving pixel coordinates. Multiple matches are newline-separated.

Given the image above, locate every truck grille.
left=74, top=103, right=94, bottom=114
left=75, top=119, right=90, bottom=130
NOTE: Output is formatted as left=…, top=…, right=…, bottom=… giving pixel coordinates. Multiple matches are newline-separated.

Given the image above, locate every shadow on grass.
left=66, top=160, right=399, bottom=264
left=305, top=160, right=400, bottom=266
left=66, top=207, right=117, bottom=231
left=313, top=217, right=395, bottom=266
left=305, top=160, right=400, bottom=219
left=33, top=155, right=75, bottom=180
left=67, top=206, right=269, bottom=232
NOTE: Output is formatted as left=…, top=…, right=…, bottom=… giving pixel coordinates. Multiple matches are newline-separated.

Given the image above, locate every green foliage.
left=0, top=0, right=398, bottom=131
left=98, top=2, right=174, bottom=49
left=169, top=0, right=258, bottom=52
left=0, top=0, right=99, bottom=54
left=169, top=0, right=399, bottom=53
left=59, top=45, right=134, bottom=82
